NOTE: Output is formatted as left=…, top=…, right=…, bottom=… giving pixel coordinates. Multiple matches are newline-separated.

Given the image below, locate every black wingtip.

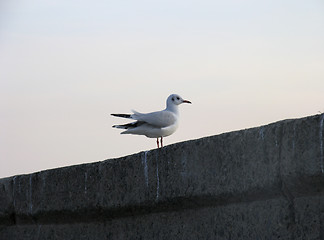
left=111, top=113, right=132, bottom=119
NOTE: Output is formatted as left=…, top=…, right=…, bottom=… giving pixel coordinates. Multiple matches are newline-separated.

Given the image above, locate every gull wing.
left=131, top=110, right=177, bottom=128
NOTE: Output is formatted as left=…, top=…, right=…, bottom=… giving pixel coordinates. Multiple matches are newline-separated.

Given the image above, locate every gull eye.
left=176, top=97, right=180, bottom=100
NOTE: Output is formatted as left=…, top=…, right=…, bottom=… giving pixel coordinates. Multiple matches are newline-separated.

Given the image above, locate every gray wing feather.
left=131, top=110, right=177, bottom=128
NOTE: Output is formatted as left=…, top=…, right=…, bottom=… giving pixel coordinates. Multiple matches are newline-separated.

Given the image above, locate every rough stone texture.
left=1, top=114, right=324, bottom=239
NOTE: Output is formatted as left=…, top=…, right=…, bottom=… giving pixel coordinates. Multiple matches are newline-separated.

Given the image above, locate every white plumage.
left=111, top=94, right=191, bottom=148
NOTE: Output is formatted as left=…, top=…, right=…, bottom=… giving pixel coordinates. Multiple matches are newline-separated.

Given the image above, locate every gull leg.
left=156, top=138, right=159, bottom=148
left=160, top=137, right=163, bottom=148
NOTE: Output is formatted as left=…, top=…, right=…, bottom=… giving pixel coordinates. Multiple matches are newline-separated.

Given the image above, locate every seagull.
left=111, top=94, right=191, bottom=148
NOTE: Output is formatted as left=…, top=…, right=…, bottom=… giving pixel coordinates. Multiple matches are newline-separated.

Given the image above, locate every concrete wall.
left=1, top=114, right=324, bottom=239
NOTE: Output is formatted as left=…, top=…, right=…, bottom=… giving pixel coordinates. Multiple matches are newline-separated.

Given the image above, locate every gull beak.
left=182, top=100, right=192, bottom=104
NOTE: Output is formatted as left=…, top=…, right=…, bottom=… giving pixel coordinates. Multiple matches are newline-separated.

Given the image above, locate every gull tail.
left=112, top=121, right=144, bottom=134
left=112, top=121, right=143, bottom=130
left=111, top=113, right=132, bottom=119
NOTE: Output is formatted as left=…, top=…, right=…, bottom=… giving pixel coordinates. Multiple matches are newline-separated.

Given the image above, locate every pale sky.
left=1, top=0, right=323, bottom=178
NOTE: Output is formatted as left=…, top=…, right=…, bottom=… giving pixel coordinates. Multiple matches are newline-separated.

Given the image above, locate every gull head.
left=167, top=94, right=192, bottom=106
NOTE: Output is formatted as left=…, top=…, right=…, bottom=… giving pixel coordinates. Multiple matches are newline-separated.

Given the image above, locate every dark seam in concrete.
left=320, top=114, right=324, bottom=174
left=277, top=123, right=296, bottom=238
left=155, top=152, right=160, bottom=201
left=6, top=188, right=324, bottom=227
left=11, top=177, right=16, bottom=225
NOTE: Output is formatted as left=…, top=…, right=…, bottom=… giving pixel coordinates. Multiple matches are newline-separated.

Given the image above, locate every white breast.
left=160, top=121, right=179, bottom=137
left=144, top=121, right=179, bottom=138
